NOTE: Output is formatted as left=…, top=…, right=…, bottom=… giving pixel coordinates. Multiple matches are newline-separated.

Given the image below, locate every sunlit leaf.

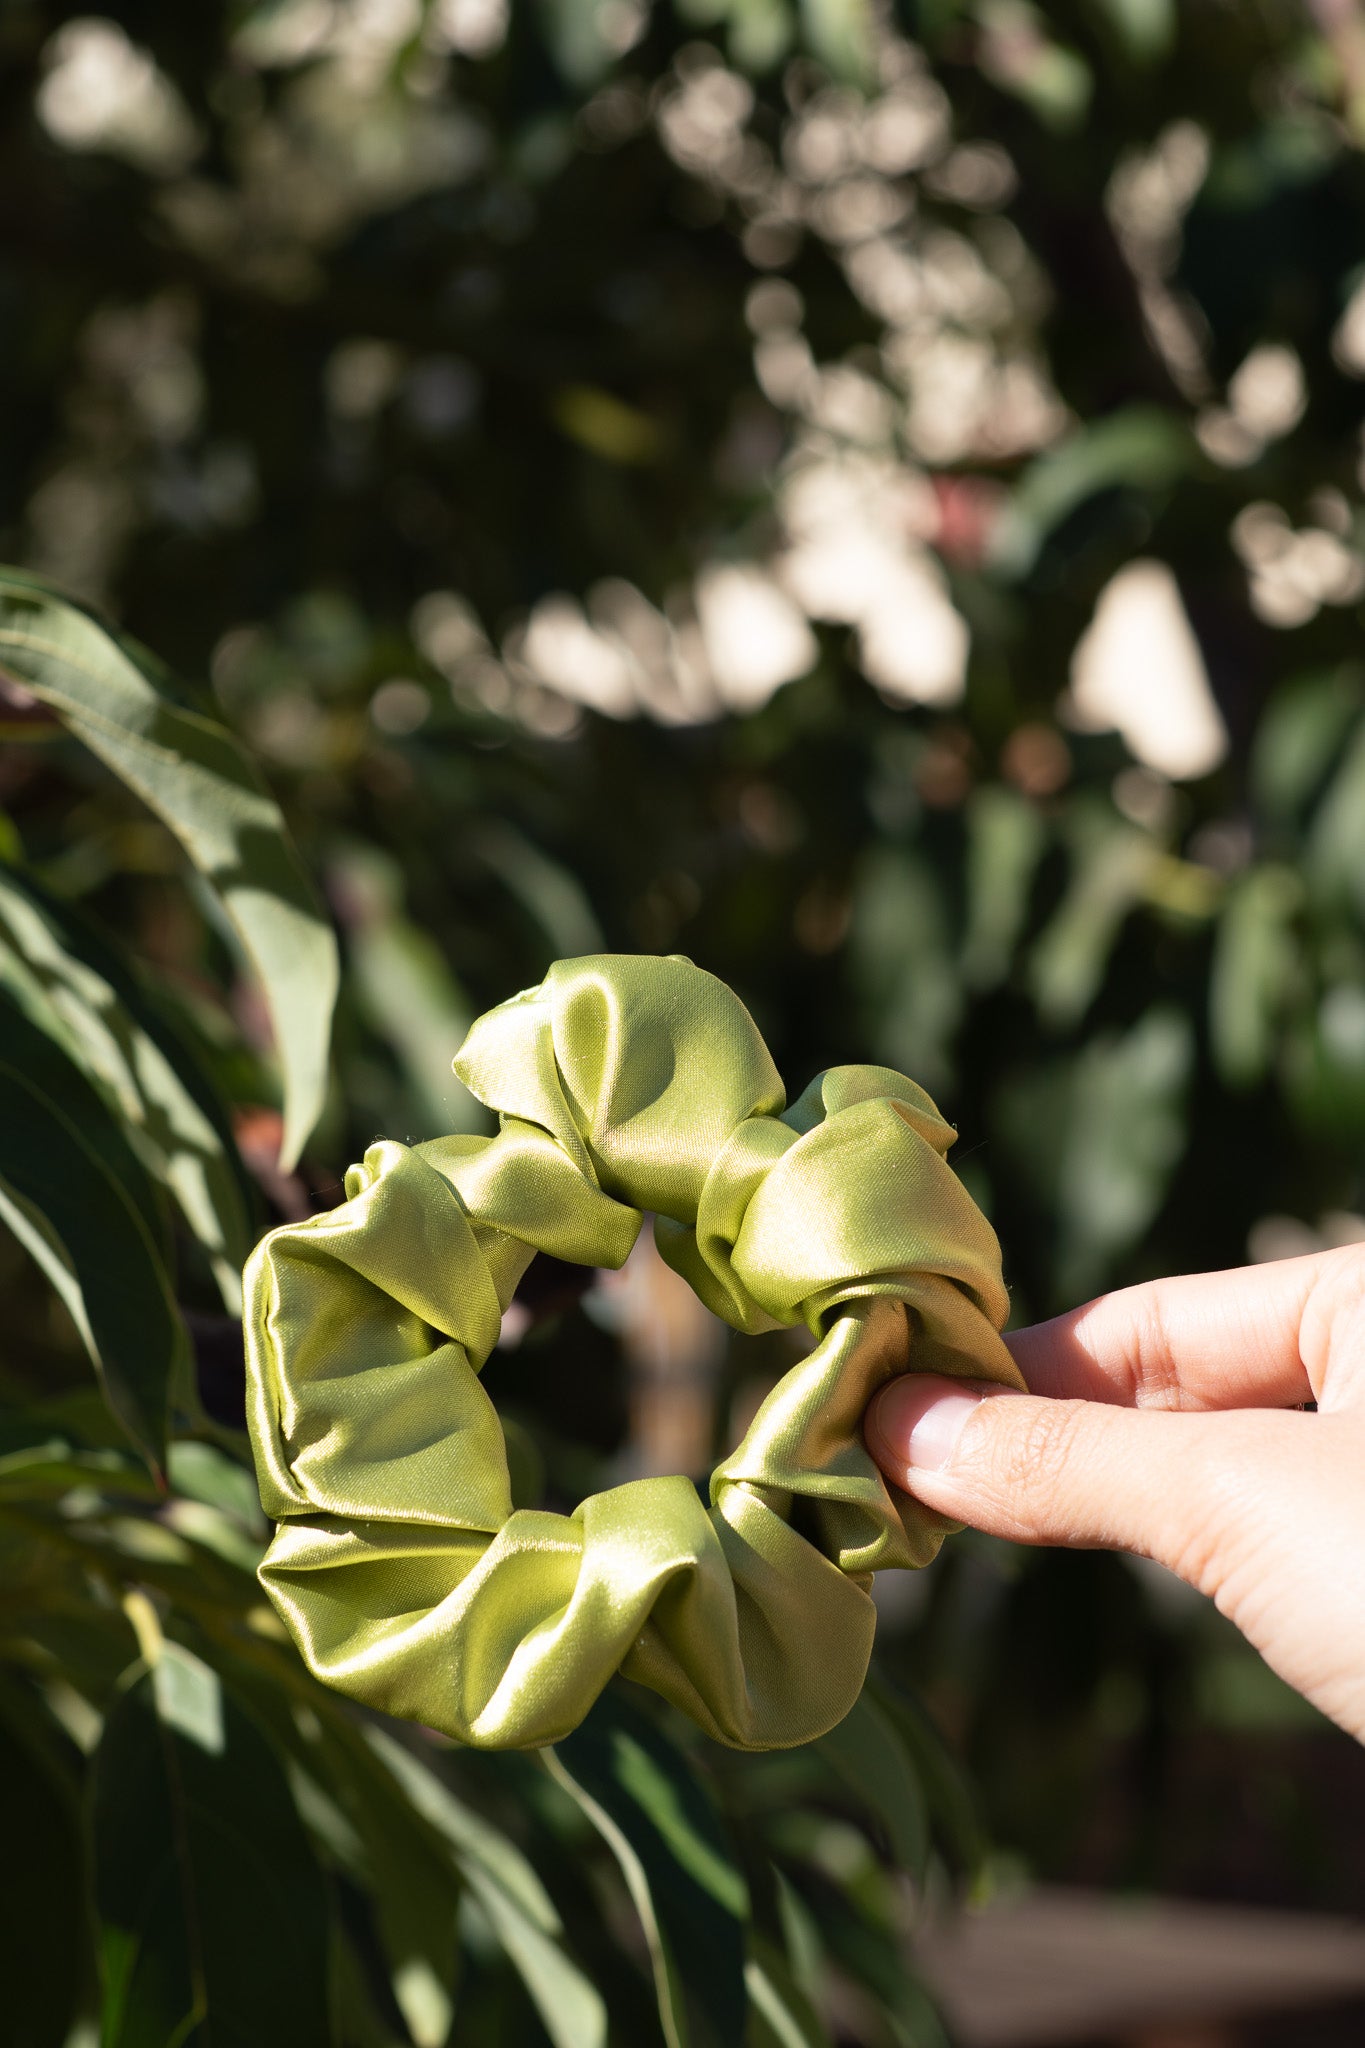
left=777, top=1863, right=948, bottom=2048
left=1308, top=718, right=1365, bottom=922
left=0, top=1439, right=160, bottom=1505
left=1209, top=865, right=1303, bottom=1087
left=1284, top=984, right=1365, bottom=1139
left=744, top=1938, right=830, bottom=2048
left=471, top=819, right=605, bottom=961
left=0, top=861, right=252, bottom=1308
left=979, top=11, right=1092, bottom=132
left=548, top=1691, right=748, bottom=2048
left=332, top=842, right=486, bottom=1139
left=850, top=847, right=959, bottom=1094
left=798, top=0, right=874, bottom=83
left=990, top=410, right=1195, bottom=579
left=91, top=1643, right=334, bottom=2048
left=961, top=786, right=1047, bottom=990
left=0, top=569, right=338, bottom=1169
left=721, top=0, right=792, bottom=72
left=814, top=1689, right=929, bottom=1882
left=0, top=986, right=166, bottom=1252
left=1250, top=671, right=1364, bottom=828
left=995, top=1008, right=1193, bottom=1301
left=535, top=0, right=621, bottom=87
left=551, top=386, right=663, bottom=464
left=367, top=1727, right=608, bottom=2048
left=284, top=1718, right=462, bottom=2048
left=0, top=996, right=186, bottom=1472
left=865, top=1680, right=983, bottom=1882
left=1027, top=802, right=1159, bottom=1029
left=165, top=1440, right=267, bottom=1532
left=1090, top=0, right=1176, bottom=61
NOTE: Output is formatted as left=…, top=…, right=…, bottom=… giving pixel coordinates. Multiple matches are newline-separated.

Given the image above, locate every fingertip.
left=866, top=1374, right=991, bottom=1477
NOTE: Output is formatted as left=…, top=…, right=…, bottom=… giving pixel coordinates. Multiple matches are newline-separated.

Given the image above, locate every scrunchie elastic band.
left=244, top=955, right=1020, bottom=1750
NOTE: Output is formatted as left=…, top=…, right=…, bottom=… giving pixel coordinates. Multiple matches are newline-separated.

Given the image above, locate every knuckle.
left=1305, top=1246, right=1365, bottom=1401
left=1121, top=1287, right=1184, bottom=1410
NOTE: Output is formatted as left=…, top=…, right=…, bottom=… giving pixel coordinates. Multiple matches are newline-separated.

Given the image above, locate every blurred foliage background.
left=5, top=0, right=1365, bottom=2042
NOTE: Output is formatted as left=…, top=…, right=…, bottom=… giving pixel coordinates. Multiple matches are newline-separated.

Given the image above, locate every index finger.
left=1006, top=1251, right=1336, bottom=1412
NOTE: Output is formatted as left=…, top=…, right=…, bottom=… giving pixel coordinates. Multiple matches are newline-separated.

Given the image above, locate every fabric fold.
left=244, top=952, right=1020, bottom=1750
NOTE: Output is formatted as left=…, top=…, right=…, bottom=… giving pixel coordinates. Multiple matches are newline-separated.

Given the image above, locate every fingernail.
left=869, top=1376, right=985, bottom=1473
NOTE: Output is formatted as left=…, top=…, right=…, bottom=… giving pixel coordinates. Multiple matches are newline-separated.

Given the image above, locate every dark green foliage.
left=3, top=1, right=1365, bottom=2041
left=92, top=1646, right=333, bottom=2047
left=550, top=1690, right=749, bottom=2048
left=0, top=988, right=185, bottom=1471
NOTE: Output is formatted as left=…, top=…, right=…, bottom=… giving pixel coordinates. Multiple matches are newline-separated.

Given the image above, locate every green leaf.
left=996, top=1007, right=1193, bottom=1301
left=0, top=861, right=252, bottom=1308
left=471, top=819, right=605, bottom=960
left=91, top=1643, right=334, bottom=2048
left=961, top=786, right=1047, bottom=990
left=676, top=0, right=793, bottom=74
left=864, top=1681, right=983, bottom=1881
left=548, top=1691, right=749, bottom=2048
left=850, top=847, right=959, bottom=1094
left=0, top=986, right=167, bottom=1250
left=1209, top=865, right=1303, bottom=1087
left=1308, top=719, right=1365, bottom=922
left=744, top=1938, right=830, bottom=2048
left=1284, top=982, right=1365, bottom=1138
left=0, top=1675, right=92, bottom=2047
left=0, top=570, right=338, bottom=1169
left=978, top=5, right=1092, bottom=132
left=0, top=1438, right=160, bottom=1504
left=777, top=1864, right=947, bottom=2048
left=989, top=409, right=1196, bottom=579
left=165, top=1440, right=266, bottom=1531
left=333, top=842, right=487, bottom=1139
left=365, top=1727, right=608, bottom=2048
left=1251, top=671, right=1364, bottom=827
left=798, top=0, right=874, bottom=83
left=813, top=1690, right=929, bottom=1882
left=1088, top=0, right=1175, bottom=62
left=1027, top=802, right=1159, bottom=1029
left=0, top=997, right=186, bottom=1472
left=535, top=0, right=620, bottom=85
left=288, top=1720, right=461, bottom=2048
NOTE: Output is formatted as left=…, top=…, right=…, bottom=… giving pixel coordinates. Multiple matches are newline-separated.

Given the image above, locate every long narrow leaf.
left=310, top=1722, right=463, bottom=2048
left=547, top=1691, right=748, bottom=2048
left=0, top=1004, right=185, bottom=1472
left=366, top=1728, right=608, bottom=2048
left=0, top=1679, right=93, bottom=2048
left=0, top=1674, right=92, bottom=2048
left=0, top=862, right=253, bottom=1307
left=91, top=1643, right=334, bottom=2048
left=0, top=569, right=337, bottom=1168
left=0, top=1440, right=160, bottom=1505
left=813, top=1690, right=929, bottom=1883
left=744, top=1940, right=830, bottom=2048
left=0, top=986, right=167, bottom=1255
left=866, top=1680, right=983, bottom=1881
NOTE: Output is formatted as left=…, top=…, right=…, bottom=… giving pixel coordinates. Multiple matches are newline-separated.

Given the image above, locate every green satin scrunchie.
left=244, top=954, right=1020, bottom=1750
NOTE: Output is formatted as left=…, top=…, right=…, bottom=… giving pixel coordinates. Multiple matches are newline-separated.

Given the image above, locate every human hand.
left=864, top=1249, right=1365, bottom=1742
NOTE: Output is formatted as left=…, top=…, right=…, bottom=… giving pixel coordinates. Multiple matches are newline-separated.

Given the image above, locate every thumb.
left=864, top=1373, right=1309, bottom=1577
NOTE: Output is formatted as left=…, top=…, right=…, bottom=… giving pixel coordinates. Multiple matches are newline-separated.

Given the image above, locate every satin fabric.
left=244, top=955, right=1020, bottom=1750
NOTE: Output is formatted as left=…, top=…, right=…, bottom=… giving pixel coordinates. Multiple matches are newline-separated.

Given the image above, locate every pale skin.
left=863, top=1247, right=1365, bottom=1744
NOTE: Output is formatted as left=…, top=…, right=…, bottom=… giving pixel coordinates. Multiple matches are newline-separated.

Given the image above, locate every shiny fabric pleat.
left=244, top=955, right=1020, bottom=1750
